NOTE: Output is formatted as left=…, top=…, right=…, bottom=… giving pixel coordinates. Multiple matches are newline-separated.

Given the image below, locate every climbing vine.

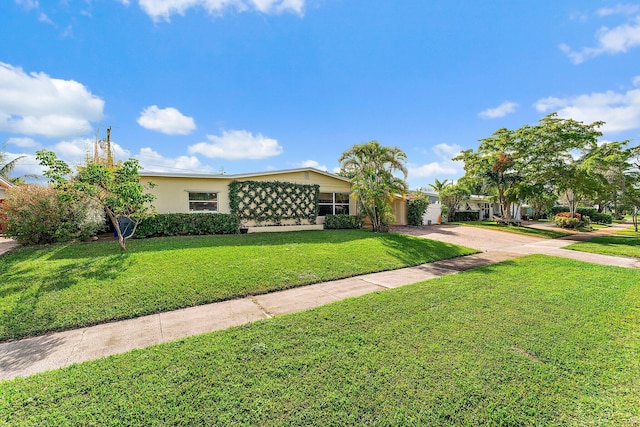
left=228, top=180, right=319, bottom=225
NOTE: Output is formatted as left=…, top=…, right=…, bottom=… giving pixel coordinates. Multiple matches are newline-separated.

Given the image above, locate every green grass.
left=0, top=230, right=476, bottom=341
left=454, top=221, right=571, bottom=239
left=2, top=255, right=638, bottom=425
left=614, top=226, right=640, bottom=236
left=565, top=235, right=640, bottom=259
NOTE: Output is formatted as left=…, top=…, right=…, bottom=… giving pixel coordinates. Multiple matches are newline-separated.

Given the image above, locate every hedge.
left=549, top=206, right=612, bottom=224
left=452, top=211, right=480, bottom=222
left=134, top=213, right=240, bottom=238
left=324, top=214, right=364, bottom=229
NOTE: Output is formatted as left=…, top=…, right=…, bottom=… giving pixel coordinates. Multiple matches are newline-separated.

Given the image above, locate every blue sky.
left=2, top=0, right=640, bottom=189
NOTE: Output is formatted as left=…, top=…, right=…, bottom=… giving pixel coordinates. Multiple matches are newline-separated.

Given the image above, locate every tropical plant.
left=339, top=141, right=408, bottom=232
left=427, top=178, right=451, bottom=192
left=36, top=149, right=156, bottom=251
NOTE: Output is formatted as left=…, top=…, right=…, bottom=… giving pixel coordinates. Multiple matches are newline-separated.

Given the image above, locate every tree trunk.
left=106, top=210, right=127, bottom=251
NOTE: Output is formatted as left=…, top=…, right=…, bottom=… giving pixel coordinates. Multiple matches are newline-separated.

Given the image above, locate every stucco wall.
left=139, top=170, right=355, bottom=217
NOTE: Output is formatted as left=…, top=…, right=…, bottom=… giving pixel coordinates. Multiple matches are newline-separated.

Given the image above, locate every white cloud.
left=136, top=0, right=304, bottom=22
left=633, top=75, right=640, bottom=86
left=597, top=4, right=640, bottom=16
left=296, top=159, right=327, bottom=171
left=535, top=81, right=640, bottom=133
left=135, top=147, right=212, bottom=173
left=188, top=129, right=283, bottom=160
left=14, top=0, right=39, bottom=10
left=478, top=101, right=518, bottom=119
left=560, top=15, right=640, bottom=63
left=408, top=143, right=464, bottom=179
left=7, top=137, right=39, bottom=148
left=137, top=105, right=196, bottom=135
left=0, top=62, right=104, bottom=137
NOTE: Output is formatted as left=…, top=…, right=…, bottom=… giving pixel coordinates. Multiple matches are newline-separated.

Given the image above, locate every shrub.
left=134, top=213, right=240, bottom=238
left=554, top=213, right=590, bottom=229
left=324, top=214, right=364, bottom=229
left=548, top=206, right=612, bottom=224
left=2, top=185, right=104, bottom=245
left=407, top=197, right=429, bottom=226
left=452, top=211, right=480, bottom=222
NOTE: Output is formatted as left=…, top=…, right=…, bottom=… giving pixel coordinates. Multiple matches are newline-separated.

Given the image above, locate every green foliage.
left=228, top=180, right=319, bottom=225
left=553, top=214, right=590, bottom=229
left=134, top=213, right=240, bottom=238
left=2, top=185, right=104, bottom=245
left=36, top=150, right=156, bottom=251
left=452, top=211, right=480, bottom=222
left=438, top=184, right=470, bottom=221
left=0, top=230, right=477, bottom=340
left=549, top=206, right=612, bottom=224
left=407, top=194, right=429, bottom=226
left=3, top=256, right=639, bottom=425
left=339, top=140, right=408, bottom=232
left=323, top=214, right=363, bottom=229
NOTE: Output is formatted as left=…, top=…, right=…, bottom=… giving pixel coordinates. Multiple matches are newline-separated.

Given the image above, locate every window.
left=318, top=192, right=350, bottom=216
left=188, top=192, right=218, bottom=212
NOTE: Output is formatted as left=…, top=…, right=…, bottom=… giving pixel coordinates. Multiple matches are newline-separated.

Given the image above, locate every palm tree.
left=0, top=147, right=25, bottom=183
left=339, top=140, right=408, bottom=232
left=428, top=178, right=451, bottom=193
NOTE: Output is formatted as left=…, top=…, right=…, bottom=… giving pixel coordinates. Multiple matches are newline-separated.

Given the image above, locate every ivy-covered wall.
left=228, top=180, right=320, bottom=225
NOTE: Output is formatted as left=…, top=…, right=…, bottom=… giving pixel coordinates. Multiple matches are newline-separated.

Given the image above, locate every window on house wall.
left=318, top=192, right=350, bottom=216
left=188, top=192, right=218, bottom=212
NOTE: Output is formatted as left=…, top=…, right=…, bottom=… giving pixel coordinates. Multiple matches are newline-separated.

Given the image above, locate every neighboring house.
left=139, top=168, right=357, bottom=225
left=456, top=195, right=521, bottom=220
left=0, top=176, right=13, bottom=200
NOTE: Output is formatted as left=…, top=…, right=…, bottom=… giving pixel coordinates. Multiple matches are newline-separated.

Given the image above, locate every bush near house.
left=134, top=213, right=240, bottom=238
left=3, top=185, right=104, bottom=245
left=324, top=214, right=363, bottom=229
left=554, top=212, right=590, bottom=229
left=549, top=206, right=612, bottom=224
left=407, top=196, right=429, bottom=226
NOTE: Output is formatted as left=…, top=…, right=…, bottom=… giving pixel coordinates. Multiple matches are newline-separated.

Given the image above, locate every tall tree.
left=1, top=144, right=26, bottom=183
left=455, top=113, right=604, bottom=219
left=339, top=141, right=408, bottom=232
left=36, top=150, right=156, bottom=251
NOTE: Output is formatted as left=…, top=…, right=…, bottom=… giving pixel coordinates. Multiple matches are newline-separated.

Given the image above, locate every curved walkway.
left=1, top=225, right=638, bottom=381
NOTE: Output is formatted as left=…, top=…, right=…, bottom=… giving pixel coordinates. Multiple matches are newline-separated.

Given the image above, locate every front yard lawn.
left=565, top=235, right=640, bottom=259
left=0, top=230, right=476, bottom=341
left=614, top=226, right=640, bottom=236
left=454, top=221, right=571, bottom=239
left=2, top=255, right=638, bottom=425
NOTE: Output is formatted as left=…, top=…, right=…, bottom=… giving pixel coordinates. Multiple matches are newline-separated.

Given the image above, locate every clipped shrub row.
left=549, top=206, right=612, bottom=224
left=452, top=211, right=480, bottom=222
left=134, top=213, right=240, bottom=238
left=323, top=214, right=363, bottom=229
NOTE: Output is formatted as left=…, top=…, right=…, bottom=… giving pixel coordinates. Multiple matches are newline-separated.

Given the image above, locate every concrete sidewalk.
left=1, top=226, right=639, bottom=381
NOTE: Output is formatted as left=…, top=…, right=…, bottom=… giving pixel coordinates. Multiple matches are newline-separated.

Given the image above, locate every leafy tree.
left=36, top=150, right=156, bottom=251
left=438, top=184, right=470, bottom=222
left=338, top=141, right=408, bottom=232
left=456, top=113, right=604, bottom=219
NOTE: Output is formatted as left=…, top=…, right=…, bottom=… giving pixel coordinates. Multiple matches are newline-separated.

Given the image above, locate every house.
left=0, top=176, right=13, bottom=201
left=139, top=168, right=410, bottom=228
left=452, top=195, right=522, bottom=221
